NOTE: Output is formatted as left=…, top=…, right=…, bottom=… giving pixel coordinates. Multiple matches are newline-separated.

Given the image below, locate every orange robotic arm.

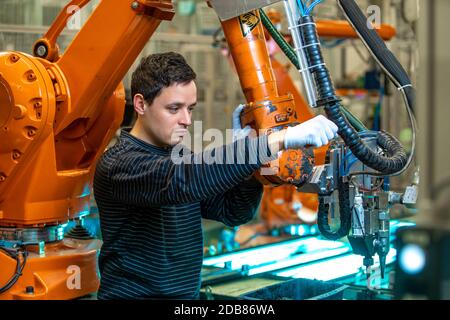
left=316, top=19, right=396, bottom=40
left=217, top=8, right=395, bottom=229
left=219, top=10, right=315, bottom=187
left=0, top=0, right=174, bottom=300
left=32, top=0, right=91, bottom=62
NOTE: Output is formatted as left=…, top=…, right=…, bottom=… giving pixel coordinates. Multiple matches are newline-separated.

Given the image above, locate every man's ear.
left=133, top=94, right=147, bottom=116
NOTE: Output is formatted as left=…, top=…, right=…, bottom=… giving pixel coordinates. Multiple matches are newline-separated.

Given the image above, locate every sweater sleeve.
left=200, top=175, right=263, bottom=227
left=108, top=135, right=275, bottom=207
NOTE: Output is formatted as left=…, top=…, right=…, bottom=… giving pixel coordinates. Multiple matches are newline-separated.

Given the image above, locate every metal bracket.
left=134, top=1, right=175, bottom=20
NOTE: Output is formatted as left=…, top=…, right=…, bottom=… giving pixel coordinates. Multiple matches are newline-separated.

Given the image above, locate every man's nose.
left=179, top=108, right=192, bottom=126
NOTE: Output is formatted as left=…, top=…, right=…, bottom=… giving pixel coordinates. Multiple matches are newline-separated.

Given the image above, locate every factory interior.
left=0, top=0, right=449, bottom=301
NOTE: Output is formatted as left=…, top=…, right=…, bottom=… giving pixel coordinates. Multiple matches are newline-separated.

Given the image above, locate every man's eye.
left=188, top=107, right=195, bottom=112
left=168, top=107, right=178, bottom=113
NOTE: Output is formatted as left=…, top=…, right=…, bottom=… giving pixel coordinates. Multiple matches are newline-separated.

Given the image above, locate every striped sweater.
left=93, top=129, right=275, bottom=299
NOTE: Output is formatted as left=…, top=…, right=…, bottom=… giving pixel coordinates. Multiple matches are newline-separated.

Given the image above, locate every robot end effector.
left=297, top=138, right=418, bottom=278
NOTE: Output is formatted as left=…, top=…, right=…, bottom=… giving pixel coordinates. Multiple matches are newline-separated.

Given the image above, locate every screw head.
left=27, top=72, right=37, bottom=82
left=36, top=45, right=47, bottom=57
left=9, top=54, right=20, bottom=63
left=131, top=1, right=139, bottom=10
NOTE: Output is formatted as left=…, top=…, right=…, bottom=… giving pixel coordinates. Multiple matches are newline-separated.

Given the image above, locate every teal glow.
left=390, top=220, right=416, bottom=229
left=203, top=237, right=349, bottom=271
left=202, top=220, right=412, bottom=279
left=178, top=0, right=196, bottom=16
left=248, top=246, right=351, bottom=276
left=80, top=184, right=91, bottom=198
left=290, top=225, right=296, bottom=235
left=274, top=249, right=397, bottom=281
left=399, top=244, right=426, bottom=275
left=78, top=210, right=90, bottom=218
left=297, top=225, right=307, bottom=236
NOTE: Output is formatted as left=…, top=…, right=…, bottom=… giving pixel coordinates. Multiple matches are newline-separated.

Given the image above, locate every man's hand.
left=284, top=115, right=339, bottom=149
left=232, top=104, right=253, bottom=142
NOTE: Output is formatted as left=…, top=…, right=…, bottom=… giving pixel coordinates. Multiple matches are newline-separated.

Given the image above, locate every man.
left=93, top=52, right=338, bottom=299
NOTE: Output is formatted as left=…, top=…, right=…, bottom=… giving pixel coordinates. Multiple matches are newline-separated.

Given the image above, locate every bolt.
left=0, top=173, right=6, bottom=182
left=12, top=151, right=21, bottom=160
left=10, top=54, right=20, bottom=63
left=13, top=104, right=27, bottom=120
left=27, top=128, right=36, bottom=137
left=131, top=1, right=139, bottom=10
left=289, top=151, right=298, bottom=160
left=36, top=45, right=47, bottom=57
left=27, top=72, right=37, bottom=81
left=379, top=211, right=389, bottom=220
left=25, top=286, right=34, bottom=294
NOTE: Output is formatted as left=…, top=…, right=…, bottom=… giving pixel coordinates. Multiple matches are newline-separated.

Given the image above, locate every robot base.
left=0, top=238, right=101, bottom=300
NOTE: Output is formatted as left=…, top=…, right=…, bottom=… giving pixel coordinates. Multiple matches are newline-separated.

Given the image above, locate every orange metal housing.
left=0, top=239, right=101, bottom=300
left=260, top=57, right=327, bottom=227
left=221, top=10, right=315, bottom=186
left=217, top=18, right=327, bottom=226
left=0, top=0, right=174, bottom=299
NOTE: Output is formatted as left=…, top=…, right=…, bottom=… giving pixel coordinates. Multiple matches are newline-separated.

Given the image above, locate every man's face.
left=138, top=81, right=197, bottom=147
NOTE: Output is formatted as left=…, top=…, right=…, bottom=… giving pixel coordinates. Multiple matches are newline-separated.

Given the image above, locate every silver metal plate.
left=208, top=0, right=283, bottom=21
left=0, top=225, right=65, bottom=244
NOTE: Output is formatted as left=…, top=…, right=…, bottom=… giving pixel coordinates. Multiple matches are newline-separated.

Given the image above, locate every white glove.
left=232, top=104, right=252, bottom=142
left=284, top=115, right=339, bottom=149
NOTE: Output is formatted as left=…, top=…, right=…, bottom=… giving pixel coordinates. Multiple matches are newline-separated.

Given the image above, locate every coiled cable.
left=299, top=15, right=409, bottom=175
left=317, top=179, right=352, bottom=240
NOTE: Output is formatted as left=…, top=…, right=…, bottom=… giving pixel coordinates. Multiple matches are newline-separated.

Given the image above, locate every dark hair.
left=131, top=52, right=197, bottom=105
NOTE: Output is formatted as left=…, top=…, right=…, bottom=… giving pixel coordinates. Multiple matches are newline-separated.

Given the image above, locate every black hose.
left=299, top=15, right=408, bottom=175
left=336, top=0, right=415, bottom=115
left=260, top=6, right=411, bottom=175
left=317, top=179, right=352, bottom=240
left=259, top=8, right=368, bottom=132
left=0, top=247, right=27, bottom=294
